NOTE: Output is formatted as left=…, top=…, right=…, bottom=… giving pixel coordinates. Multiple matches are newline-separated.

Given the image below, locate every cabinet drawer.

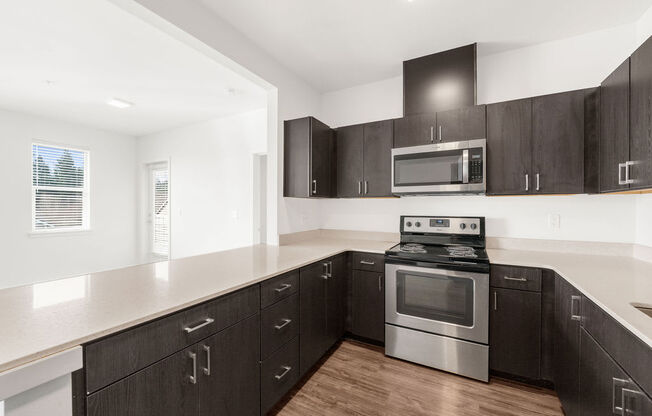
left=490, top=265, right=541, bottom=292
left=261, top=293, right=299, bottom=360
left=261, top=270, right=299, bottom=309
left=85, top=285, right=260, bottom=394
left=261, top=337, right=300, bottom=415
left=582, top=296, right=652, bottom=397
left=352, top=252, right=384, bottom=272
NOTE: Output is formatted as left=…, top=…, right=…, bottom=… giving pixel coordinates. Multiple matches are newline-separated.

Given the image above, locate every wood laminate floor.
left=272, top=340, right=563, bottom=416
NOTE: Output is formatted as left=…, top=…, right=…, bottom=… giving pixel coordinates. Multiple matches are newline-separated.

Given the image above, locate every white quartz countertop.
left=0, top=238, right=394, bottom=373
left=1, top=237, right=651, bottom=375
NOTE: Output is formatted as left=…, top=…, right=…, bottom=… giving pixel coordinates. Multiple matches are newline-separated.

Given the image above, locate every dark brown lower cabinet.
left=580, top=329, right=652, bottom=416
left=261, top=337, right=300, bottom=415
left=554, top=275, right=582, bottom=416
left=351, top=270, right=385, bottom=343
left=489, top=287, right=541, bottom=380
left=198, top=314, right=260, bottom=416
left=86, top=315, right=260, bottom=416
left=87, top=346, right=199, bottom=416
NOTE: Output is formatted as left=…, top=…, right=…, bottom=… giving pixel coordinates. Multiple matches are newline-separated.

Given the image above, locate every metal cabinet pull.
left=622, top=386, right=643, bottom=415
left=274, top=366, right=292, bottom=381
left=364, top=181, right=369, bottom=194
left=536, top=173, right=540, bottom=191
left=328, top=261, right=333, bottom=276
left=378, top=275, right=382, bottom=292
left=274, top=318, right=292, bottom=330
left=430, top=126, right=434, bottom=142
left=525, top=173, right=529, bottom=191
left=613, top=377, right=627, bottom=415
left=360, top=260, right=375, bottom=265
left=184, top=318, right=215, bottom=333
left=358, top=181, right=362, bottom=194
left=188, top=351, right=197, bottom=384
left=312, top=179, right=317, bottom=194
left=438, top=125, right=442, bottom=141
left=570, top=295, right=582, bottom=321
left=493, top=291, right=497, bottom=311
left=274, top=283, right=292, bottom=293
left=322, top=274, right=329, bottom=280
left=625, top=161, right=635, bottom=184
left=202, top=345, right=211, bottom=376
left=504, top=276, right=528, bottom=282
left=619, top=162, right=627, bottom=185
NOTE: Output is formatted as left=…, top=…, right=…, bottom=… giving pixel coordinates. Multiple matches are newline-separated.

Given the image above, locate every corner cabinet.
left=554, top=274, right=581, bottom=416
left=629, top=35, right=652, bottom=190
left=283, top=116, right=335, bottom=198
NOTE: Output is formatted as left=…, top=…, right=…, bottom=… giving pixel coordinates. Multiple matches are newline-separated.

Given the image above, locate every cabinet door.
left=352, top=270, right=385, bottom=343
left=486, top=98, right=532, bottom=195
left=630, top=37, right=652, bottom=190
left=393, top=113, right=436, bottom=148
left=554, top=275, right=582, bottom=416
left=532, top=90, right=585, bottom=194
left=198, top=314, right=260, bottom=416
left=310, top=117, right=334, bottom=197
left=326, top=254, right=347, bottom=346
left=600, top=59, right=630, bottom=192
left=363, top=120, right=393, bottom=197
left=436, top=105, right=486, bottom=143
left=489, top=288, right=541, bottom=379
left=300, top=260, right=329, bottom=376
left=87, top=346, right=199, bottom=416
left=336, top=124, right=364, bottom=197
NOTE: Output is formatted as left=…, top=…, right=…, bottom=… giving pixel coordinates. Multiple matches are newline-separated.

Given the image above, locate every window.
left=150, top=163, right=169, bottom=258
left=32, top=143, right=89, bottom=232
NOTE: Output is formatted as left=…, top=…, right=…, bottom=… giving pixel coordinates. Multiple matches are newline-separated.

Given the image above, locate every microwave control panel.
left=469, top=148, right=484, bottom=184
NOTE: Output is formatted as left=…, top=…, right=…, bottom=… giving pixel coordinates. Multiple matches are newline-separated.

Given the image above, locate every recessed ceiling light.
left=106, top=98, right=133, bottom=109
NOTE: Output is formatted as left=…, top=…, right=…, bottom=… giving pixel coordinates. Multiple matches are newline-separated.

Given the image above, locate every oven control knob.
left=470, top=223, right=477, bottom=230
left=406, top=221, right=412, bottom=227
left=415, top=221, right=421, bottom=227
left=459, top=223, right=467, bottom=230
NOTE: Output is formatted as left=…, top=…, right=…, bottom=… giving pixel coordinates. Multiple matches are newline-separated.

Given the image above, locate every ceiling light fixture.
left=106, top=97, right=133, bottom=109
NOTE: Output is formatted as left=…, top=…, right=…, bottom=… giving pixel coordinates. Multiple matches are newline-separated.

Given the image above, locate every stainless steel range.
left=384, top=215, right=490, bottom=382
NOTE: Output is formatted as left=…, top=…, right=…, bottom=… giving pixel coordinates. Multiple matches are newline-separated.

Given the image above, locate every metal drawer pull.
left=274, top=318, right=292, bottom=330
left=202, top=345, right=211, bottom=376
left=570, top=295, right=582, bottom=321
left=184, top=318, right=215, bottom=333
left=274, top=283, right=292, bottom=293
left=275, top=366, right=292, bottom=381
left=360, top=260, right=376, bottom=265
left=504, top=276, right=528, bottom=282
left=188, top=351, right=197, bottom=384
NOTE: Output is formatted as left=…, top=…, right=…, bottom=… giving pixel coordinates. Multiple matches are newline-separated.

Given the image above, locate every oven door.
left=391, top=139, right=485, bottom=194
left=385, top=263, right=488, bottom=344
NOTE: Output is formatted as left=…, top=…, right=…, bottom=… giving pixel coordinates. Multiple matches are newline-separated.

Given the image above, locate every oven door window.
left=396, top=269, right=474, bottom=327
left=394, top=150, right=464, bottom=186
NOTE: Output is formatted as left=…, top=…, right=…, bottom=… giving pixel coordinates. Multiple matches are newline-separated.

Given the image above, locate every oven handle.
left=462, top=149, right=469, bottom=184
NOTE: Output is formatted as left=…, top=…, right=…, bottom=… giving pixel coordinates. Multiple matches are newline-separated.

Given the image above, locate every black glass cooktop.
left=385, top=242, right=489, bottom=265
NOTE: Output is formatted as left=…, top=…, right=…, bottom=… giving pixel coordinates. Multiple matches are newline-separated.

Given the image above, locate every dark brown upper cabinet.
left=393, top=113, right=436, bottom=148
left=283, top=116, right=335, bottom=198
left=532, top=89, right=587, bottom=194
left=629, top=36, right=652, bottom=190
left=487, top=89, right=594, bottom=195
left=403, top=43, right=476, bottom=115
left=487, top=98, right=533, bottom=195
left=436, top=105, right=486, bottom=143
left=600, top=59, right=630, bottom=192
left=336, top=120, right=393, bottom=197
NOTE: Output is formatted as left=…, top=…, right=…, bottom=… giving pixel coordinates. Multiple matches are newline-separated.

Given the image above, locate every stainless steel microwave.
left=391, top=139, right=486, bottom=195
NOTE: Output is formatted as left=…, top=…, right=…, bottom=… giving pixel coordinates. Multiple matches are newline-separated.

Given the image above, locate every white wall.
left=636, top=195, right=652, bottom=247
left=317, top=22, right=649, bottom=245
left=0, top=109, right=137, bottom=289
left=136, top=109, right=266, bottom=260
left=125, top=0, right=325, bottom=242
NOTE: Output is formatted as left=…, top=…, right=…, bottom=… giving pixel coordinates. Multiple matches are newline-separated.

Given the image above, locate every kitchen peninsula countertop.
left=1, top=237, right=651, bottom=375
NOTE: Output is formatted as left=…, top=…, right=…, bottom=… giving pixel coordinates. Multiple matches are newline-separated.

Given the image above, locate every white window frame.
left=31, top=141, right=91, bottom=234
left=148, top=162, right=169, bottom=259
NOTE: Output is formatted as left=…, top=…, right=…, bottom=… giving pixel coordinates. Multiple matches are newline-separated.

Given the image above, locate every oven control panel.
left=402, top=216, right=482, bottom=235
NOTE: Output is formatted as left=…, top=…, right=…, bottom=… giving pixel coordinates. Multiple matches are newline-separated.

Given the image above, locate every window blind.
left=152, top=167, right=169, bottom=256
left=32, top=144, right=89, bottom=231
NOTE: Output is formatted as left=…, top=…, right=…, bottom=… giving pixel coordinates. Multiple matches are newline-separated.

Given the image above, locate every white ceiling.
left=0, top=0, right=267, bottom=136
left=199, top=0, right=652, bottom=92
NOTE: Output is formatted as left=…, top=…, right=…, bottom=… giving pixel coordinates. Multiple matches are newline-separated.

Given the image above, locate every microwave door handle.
left=462, top=149, right=469, bottom=184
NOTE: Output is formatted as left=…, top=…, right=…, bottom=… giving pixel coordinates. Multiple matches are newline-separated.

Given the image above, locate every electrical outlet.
left=548, top=214, right=561, bottom=230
